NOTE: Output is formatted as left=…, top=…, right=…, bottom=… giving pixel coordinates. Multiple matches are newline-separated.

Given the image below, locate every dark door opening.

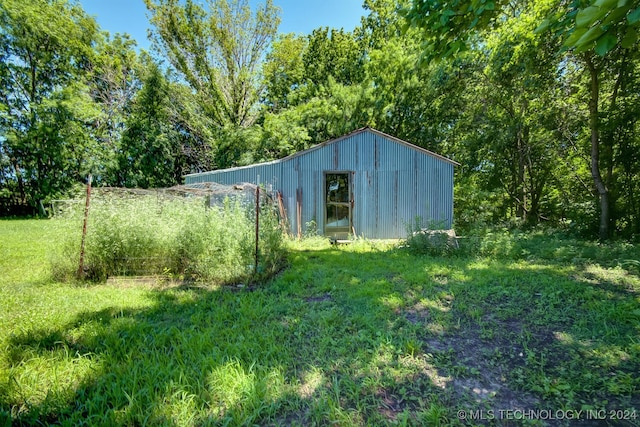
left=324, top=172, right=352, bottom=238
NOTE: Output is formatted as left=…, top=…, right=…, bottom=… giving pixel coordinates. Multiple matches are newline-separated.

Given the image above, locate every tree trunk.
left=12, top=160, right=26, bottom=204
left=603, top=55, right=625, bottom=238
left=585, top=56, right=609, bottom=240
left=518, top=135, right=526, bottom=222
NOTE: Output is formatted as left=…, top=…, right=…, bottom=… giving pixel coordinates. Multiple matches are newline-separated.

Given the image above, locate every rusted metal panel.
left=184, top=128, right=456, bottom=238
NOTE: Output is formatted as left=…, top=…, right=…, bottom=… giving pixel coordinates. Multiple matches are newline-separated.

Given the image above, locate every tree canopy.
left=1, top=0, right=639, bottom=239
left=145, top=0, right=280, bottom=128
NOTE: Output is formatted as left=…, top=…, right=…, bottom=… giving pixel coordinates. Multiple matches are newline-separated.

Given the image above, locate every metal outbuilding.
left=184, top=127, right=458, bottom=239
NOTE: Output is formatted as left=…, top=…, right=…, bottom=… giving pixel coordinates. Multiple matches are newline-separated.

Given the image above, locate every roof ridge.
left=184, top=127, right=458, bottom=178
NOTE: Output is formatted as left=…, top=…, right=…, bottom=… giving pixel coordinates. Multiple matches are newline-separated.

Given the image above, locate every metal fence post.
left=77, top=174, right=92, bottom=279
left=254, top=185, right=260, bottom=275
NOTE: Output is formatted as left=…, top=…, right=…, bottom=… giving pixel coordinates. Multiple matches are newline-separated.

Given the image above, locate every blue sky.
left=79, top=0, right=366, bottom=51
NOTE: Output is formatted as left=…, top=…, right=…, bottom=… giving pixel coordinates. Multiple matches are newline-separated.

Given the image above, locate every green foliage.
left=212, top=124, right=264, bottom=168
left=259, top=77, right=374, bottom=148
left=364, top=36, right=465, bottom=154
left=144, top=0, right=283, bottom=170
left=116, top=62, right=184, bottom=187
left=466, top=6, right=563, bottom=225
left=52, top=194, right=284, bottom=283
left=261, top=33, right=307, bottom=113
left=88, top=33, right=142, bottom=180
left=402, top=0, right=640, bottom=239
left=457, top=225, right=640, bottom=263
left=303, top=219, right=318, bottom=237
left=0, top=0, right=101, bottom=207
left=358, top=0, right=409, bottom=51
left=256, top=110, right=311, bottom=161
left=2, top=0, right=640, bottom=244
left=406, top=0, right=639, bottom=59
left=403, top=0, right=503, bottom=60
left=145, top=0, right=280, bottom=128
left=559, top=0, right=640, bottom=55
left=453, top=176, right=506, bottom=232
left=403, top=216, right=458, bottom=256
left=162, top=80, right=218, bottom=172
left=302, top=27, right=366, bottom=90
left=259, top=26, right=372, bottom=148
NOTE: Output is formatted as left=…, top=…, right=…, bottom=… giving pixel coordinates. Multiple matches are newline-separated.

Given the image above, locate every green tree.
left=0, top=0, right=100, bottom=211
left=473, top=6, right=564, bottom=224
left=302, top=27, right=366, bottom=91
left=406, top=0, right=640, bottom=239
left=112, top=57, right=227, bottom=187
left=165, top=80, right=218, bottom=173
left=88, top=33, right=143, bottom=183
left=541, top=0, right=640, bottom=238
left=89, top=37, right=141, bottom=146
left=291, top=78, right=373, bottom=144
left=365, top=36, right=465, bottom=152
left=257, top=110, right=310, bottom=160
left=116, top=62, right=175, bottom=188
left=358, top=0, right=409, bottom=51
left=145, top=0, right=280, bottom=129
left=261, top=33, right=306, bottom=113
left=405, top=0, right=640, bottom=59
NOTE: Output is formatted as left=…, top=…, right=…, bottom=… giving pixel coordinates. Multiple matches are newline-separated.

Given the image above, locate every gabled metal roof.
left=184, top=127, right=459, bottom=178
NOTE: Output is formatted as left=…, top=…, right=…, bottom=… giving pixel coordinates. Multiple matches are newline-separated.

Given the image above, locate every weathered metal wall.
left=184, top=129, right=456, bottom=239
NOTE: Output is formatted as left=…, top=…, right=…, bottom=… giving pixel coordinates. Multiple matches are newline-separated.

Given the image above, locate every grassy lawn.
left=1, top=220, right=639, bottom=426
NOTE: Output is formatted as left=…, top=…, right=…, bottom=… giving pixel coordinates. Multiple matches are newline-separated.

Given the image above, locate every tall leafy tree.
left=472, top=5, right=563, bottom=223
left=116, top=61, right=175, bottom=188
left=540, top=0, right=640, bottom=238
left=259, top=25, right=371, bottom=160
left=302, top=27, right=365, bottom=90
left=404, top=0, right=640, bottom=59
left=261, top=32, right=306, bottom=113
left=165, top=80, right=218, bottom=173
left=113, top=56, right=223, bottom=186
left=88, top=33, right=142, bottom=181
left=365, top=36, right=465, bottom=152
left=258, top=77, right=373, bottom=156
left=257, top=109, right=310, bottom=160
left=405, top=0, right=640, bottom=238
left=0, top=0, right=100, bottom=210
left=358, top=0, right=409, bottom=51
left=145, top=0, right=280, bottom=129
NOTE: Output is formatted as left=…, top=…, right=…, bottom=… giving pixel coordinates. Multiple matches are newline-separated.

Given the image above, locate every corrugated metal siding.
left=184, top=129, right=455, bottom=238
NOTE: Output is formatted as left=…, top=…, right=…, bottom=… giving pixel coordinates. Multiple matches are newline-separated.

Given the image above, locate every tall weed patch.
left=457, top=227, right=640, bottom=267
left=52, top=194, right=284, bottom=283
left=403, top=217, right=459, bottom=256
left=403, top=222, right=640, bottom=268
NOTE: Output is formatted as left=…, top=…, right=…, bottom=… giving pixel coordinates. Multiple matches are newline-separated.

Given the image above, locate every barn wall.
left=184, top=129, right=455, bottom=239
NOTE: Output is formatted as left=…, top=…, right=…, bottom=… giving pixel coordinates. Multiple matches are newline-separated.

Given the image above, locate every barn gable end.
left=185, top=128, right=457, bottom=239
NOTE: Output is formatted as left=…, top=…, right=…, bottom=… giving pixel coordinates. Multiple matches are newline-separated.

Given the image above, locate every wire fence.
left=50, top=182, right=286, bottom=283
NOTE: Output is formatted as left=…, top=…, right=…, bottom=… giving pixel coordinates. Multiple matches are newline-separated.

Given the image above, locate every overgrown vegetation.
left=403, top=217, right=459, bottom=256
left=2, top=220, right=638, bottom=425
left=51, top=194, right=284, bottom=283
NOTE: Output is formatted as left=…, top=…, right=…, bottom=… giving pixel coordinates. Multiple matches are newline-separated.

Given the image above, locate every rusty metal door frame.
left=323, top=171, right=353, bottom=238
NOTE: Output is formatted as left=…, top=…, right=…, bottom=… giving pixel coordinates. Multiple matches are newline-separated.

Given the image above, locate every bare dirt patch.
left=420, top=318, right=542, bottom=416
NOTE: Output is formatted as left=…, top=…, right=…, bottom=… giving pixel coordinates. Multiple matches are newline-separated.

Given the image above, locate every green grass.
left=1, top=220, right=639, bottom=426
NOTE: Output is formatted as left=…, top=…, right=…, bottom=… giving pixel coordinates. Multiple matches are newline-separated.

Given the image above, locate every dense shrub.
left=403, top=217, right=459, bottom=256
left=402, top=217, right=640, bottom=269
left=456, top=226, right=640, bottom=268
left=51, top=194, right=285, bottom=283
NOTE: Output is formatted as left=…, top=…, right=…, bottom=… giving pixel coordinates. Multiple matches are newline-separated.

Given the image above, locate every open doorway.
left=324, top=172, right=352, bottom=238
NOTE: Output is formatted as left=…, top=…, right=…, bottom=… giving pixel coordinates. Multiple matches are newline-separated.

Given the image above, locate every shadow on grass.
left=3, top=243, right=639, bottom=425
